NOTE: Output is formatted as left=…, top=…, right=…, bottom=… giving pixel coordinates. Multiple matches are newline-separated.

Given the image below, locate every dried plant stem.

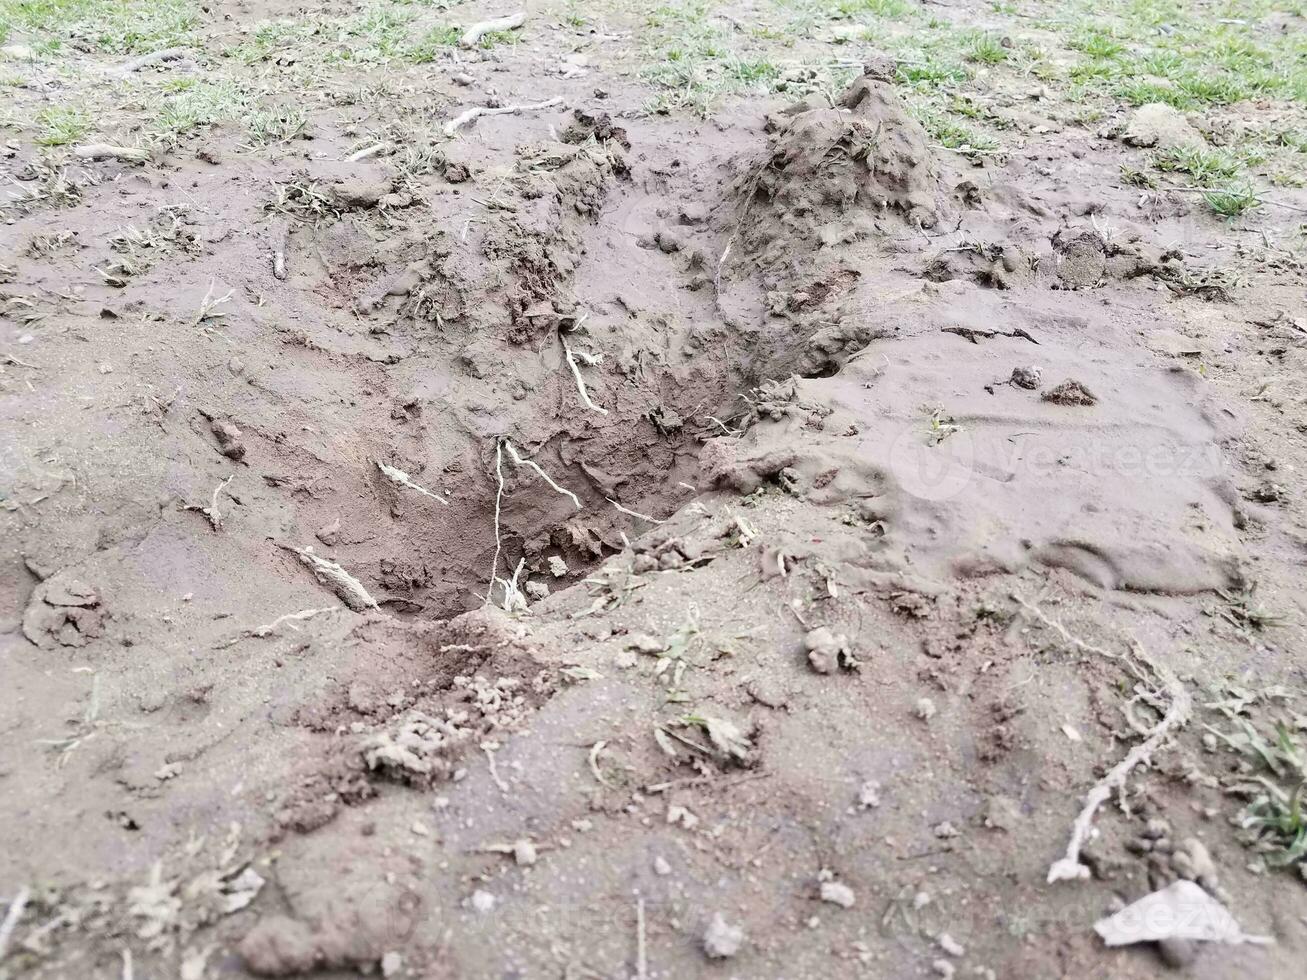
left=443, top=96, right=563, bottom=137
left=1013, top=594, right=1192, bottom=883
left=459, top=11, right=526, bottom=49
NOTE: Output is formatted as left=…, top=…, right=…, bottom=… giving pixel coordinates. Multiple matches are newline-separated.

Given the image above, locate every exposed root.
left=377, top=460, right=448, bottom=505
left=184, top=475, right=233, bottom=531
left=1013, top=594, right=1193, bottom=883
left=636, top=897, right=648, bottom=980
left=503, top=440, right=581, bottom=510
left=494, top=557, right=528, bottom=613
left=219, top=606, right=340, bottom=647
left=609, top=498, right=665, bottom=524
left=270, top=223, right=288, bottom=281
left=561, top=337, right=608, bottom=416
left=72, top=144, right=149, bottom=164
left=443, top=96, right=563, bottom=138
left=482, top=742, right=510, bottom=792
left=116, top=47, right=188, bottom=75
left=0, top=886, right=30, bottom=963
left=486, top=442, right=507, bottom=604
left=459, top=10, right=526, bottom=49
left=346, top=143, right=387, bottom=162
left=588, top=740, right=612, bottom=788
left=287, top=546, right=379, bottom=612
left=485, top=441, right=582, bottom=604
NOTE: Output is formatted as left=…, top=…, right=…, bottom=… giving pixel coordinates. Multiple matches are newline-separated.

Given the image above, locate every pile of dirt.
left=729, top=69, right=942, bottom=270
left=4, top=7, right=1307, bottom=980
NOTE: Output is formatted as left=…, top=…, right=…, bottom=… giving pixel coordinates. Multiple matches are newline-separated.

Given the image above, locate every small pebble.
left=820, top=881, right=856, bottom=908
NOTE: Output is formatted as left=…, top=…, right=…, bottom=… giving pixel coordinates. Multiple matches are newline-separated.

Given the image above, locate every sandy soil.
left=2, top=1, right=1306, bottom=978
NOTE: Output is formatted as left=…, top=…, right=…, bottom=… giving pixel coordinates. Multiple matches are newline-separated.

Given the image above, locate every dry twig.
left=443, top=97, right=563, bottom=138
left=1013, top=594, right=1193, bottom=883
left=459, top=11, right=526, bottom=49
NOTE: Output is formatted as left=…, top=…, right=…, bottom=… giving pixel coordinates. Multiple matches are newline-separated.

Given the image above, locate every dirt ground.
left=2, top=0, right=1306, bottom=977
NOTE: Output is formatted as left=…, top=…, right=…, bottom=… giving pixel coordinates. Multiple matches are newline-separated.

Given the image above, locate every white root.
left=485, top=440, right=582, bottom=605
left=246, top=606, right=339, bottom=638
left=290, top=546, right=379, bottom=612
left=346, top=142, right=388, bottom=162
left=636, top=897, right=648, bottom=980
left=494, top=557, right=528, bottom=612
left=588, top=740, right=612, bottom=788
left=459, top=11, right=526, bottom=49
left=0, top=886, right=31, bottom=963
left=443, top=96, right=563, bottom=138
left=377, top=460, right=448, bottom=505
left=117, top=47, right=188, bottom=75
left=184, top=475, right=233, bottom=531
left=217, top=606, right=340, bottom=648
left=503, top=440, right=581, bottom=509
left=271, top=222, right=288, bottom=281
left=73, top=144, right=150, bottom=164
left=561, top=337, right=609, bottom=416
left=609, top=498, right=665, bottom=524
left=1014, top=595, right=1193, bottom=883
left=486, top=442, right=507, bottom=604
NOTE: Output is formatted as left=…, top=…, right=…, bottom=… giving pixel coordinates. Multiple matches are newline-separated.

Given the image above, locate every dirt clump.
left=727, top=70, right=941, bottom=289
left=1042, top=379, right=1099, bottom=406
left=1122, top=103, right=1206, bottom=151
left=21, top=575, right=106, bottom=649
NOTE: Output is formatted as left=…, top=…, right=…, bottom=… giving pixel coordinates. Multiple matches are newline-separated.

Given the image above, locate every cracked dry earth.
left=3, top=3, right=1307, bottom=980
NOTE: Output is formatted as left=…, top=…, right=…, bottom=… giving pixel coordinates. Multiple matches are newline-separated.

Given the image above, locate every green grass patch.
left=1203, top=183, right=1260, bottom=218
left=35, top=104, right=89, bottom=145
left=0, top=0, right=197, bottom=54
left=406, top=24, right=461, bottom=62
left=151, top=79, right=243, bottom=137
left=1153, top=145, right=1243, bottom=185
left=962, top=30, right=1008, bottom=65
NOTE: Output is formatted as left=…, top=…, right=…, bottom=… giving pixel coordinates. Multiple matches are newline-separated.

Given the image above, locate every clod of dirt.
left=210, top=419, right=245, bottom=460
left=1010, top=365, right=1043, bottom=389
left=331, top=174, right=394, bottom=210
left=703, top=913, right=745, bottom=959
left=240, top=916, right=317, bottom=977
left=737, top=72, right=941, bottom=275
left=1170, top=837, right=1222, bottom=896
left=925, top=243, right=1035, bottom=289
left=802, top=626, right=856, bottom=673
left=360, top=709, right=467, bottom=784
left=239, top=902, right=407, bottom=978
left=561, top=109, right=629, bottom=151
left=1042, top=379, right=1098, bottom=406
left=1122, top=104, right=1206, bottom=152
left=22, top=575, right=105, bottom=649
left=1053, top=229, right=1108, bottom=289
